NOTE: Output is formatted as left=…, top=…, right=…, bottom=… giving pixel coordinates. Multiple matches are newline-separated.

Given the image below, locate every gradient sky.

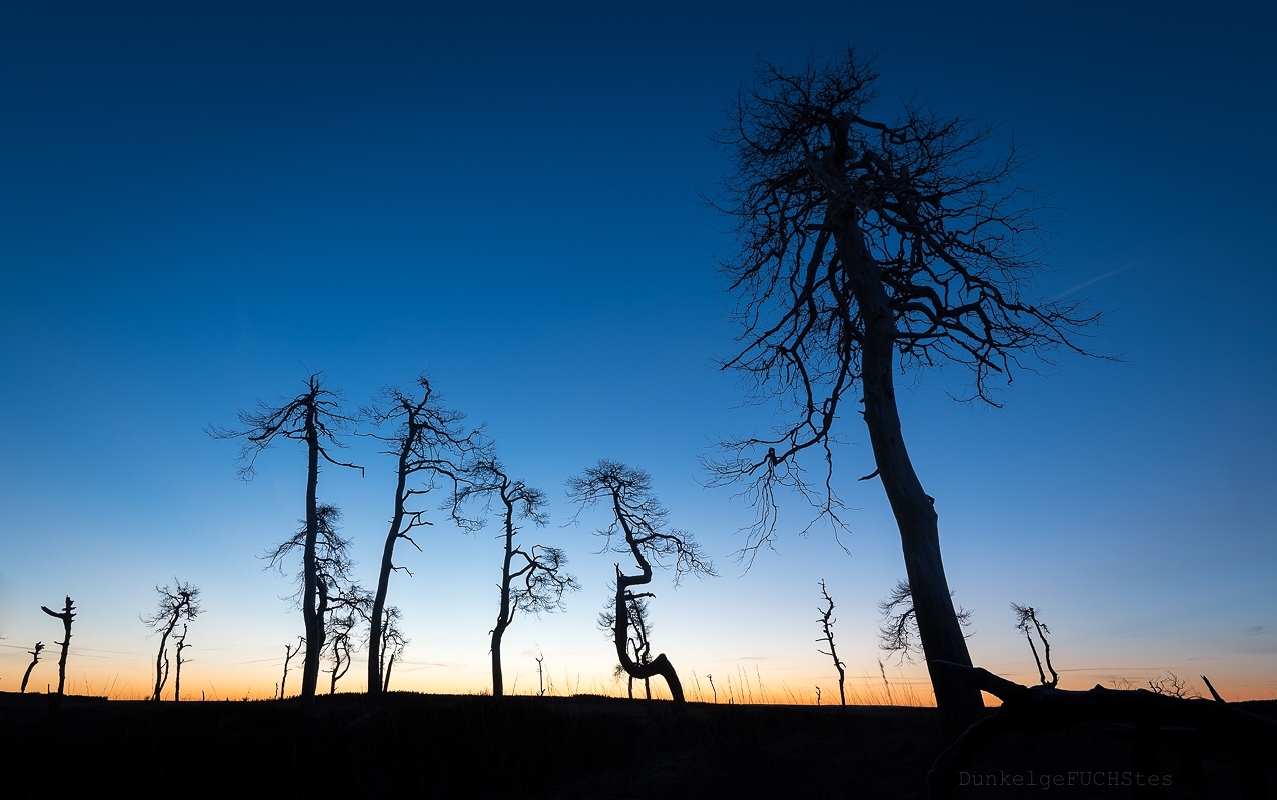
left=2, top=1, right=1274, bottom=704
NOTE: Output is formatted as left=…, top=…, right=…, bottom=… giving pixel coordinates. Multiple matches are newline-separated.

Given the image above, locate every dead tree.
left=460, top=457, right=579, bottom=697
left=816, top=580, right=847, bottom=706
left=324, top=608, right=361, bottom=694
left=20, top=642, right=44, bottom=693
left=568, top=460, right=715, bottom=704
left=1011, top=603, right=1058, bottom=688
left=209, top=372, right=363, bottom=700
left=280, top=636, right=304, bottom=698
left=377, top=606, right=407, bottom=693
left=141, top=580, right=202, bottom=701
left=706, top=50, right=1105, bottom=735
left=173, top=624, right=191, bottom=702
left=40, top=596, right=75, bottom=696
left=360, top=374, right=488, bottom=699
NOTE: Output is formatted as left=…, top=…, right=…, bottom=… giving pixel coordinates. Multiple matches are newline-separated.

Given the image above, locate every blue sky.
left=2, top=1, right=1274, bottom=702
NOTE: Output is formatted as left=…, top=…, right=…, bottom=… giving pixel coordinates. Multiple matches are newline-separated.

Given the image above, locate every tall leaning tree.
left=209, top=372, right=363, bottom=701
left=708, top=50, right=1102, bottom=735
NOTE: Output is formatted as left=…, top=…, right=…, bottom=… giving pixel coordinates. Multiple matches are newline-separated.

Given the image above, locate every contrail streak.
left=1049, top=264, right=1136, bottom=300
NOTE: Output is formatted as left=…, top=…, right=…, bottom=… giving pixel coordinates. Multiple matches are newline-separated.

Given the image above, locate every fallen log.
left=927, top=661, right=1277, bottom=799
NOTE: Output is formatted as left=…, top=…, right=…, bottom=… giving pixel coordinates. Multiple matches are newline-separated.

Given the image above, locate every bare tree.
left=20, top=642, right=44, bottom=693
left=376, top=606, right=407, bottom=693
left=40, top=596, right=75, bottom=697
left=280, top=636, right=304, bottom=698
left=141, top=580, right=202, bottom=701
left=324, top=608, right=362, bottom=694
left=1146, top=670, right=1195, bottom=699
left=878, top=579, right=972, bottom=663
left=209, top=372, right=363, bottom=700
left=568, top=460, right=715, bottom=704
left=173, top=624, right=192, bottom=702
left=462, top=457, right=580, bottom=697
left=360, top=375, right=488, bottom=699
left=1011, top=603, right=1058, bottom=688
left=816, top=580, right=847, bottom=706
left=707, top=50, right=1102, bottom=733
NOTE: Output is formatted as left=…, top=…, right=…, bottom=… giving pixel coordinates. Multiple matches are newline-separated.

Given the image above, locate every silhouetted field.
left=2, top=692, right=1273, bottom=798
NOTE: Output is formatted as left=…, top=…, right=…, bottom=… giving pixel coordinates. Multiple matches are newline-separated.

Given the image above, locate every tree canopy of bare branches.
left=706, top=49, right=1102, bottom=734
left=209, top=372, right=363, bottom=700
left=360, top=374, right=489, bottom=699
left=568, top=460, right=715, bottom=704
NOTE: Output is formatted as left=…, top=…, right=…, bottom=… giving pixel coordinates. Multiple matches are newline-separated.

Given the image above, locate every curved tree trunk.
left=491, top=546, right=513, bottom=698
left=611, top=567, right=685, bottom=704
left=834, top=212, right=984, bottom=736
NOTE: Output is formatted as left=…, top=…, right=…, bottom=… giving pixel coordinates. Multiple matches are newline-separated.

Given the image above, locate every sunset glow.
left=2, top=1, right=1274, bottom=713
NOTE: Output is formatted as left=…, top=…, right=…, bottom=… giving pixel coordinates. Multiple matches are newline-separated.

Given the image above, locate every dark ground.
left=1, top=692, right=1273, bottom=798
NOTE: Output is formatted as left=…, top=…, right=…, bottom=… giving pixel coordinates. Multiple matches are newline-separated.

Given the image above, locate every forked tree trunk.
left=834, top=211, right=984, bottom=736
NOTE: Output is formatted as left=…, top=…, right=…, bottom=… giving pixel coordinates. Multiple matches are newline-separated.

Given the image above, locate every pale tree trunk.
left=835, top=213, right=984, bottom=736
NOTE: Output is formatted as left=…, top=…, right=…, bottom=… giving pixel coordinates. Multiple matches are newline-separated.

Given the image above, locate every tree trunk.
left=382, top=653, right=394, bottom=692
left=174, top=628, right=186, bottom=703
left=20, top=644, right=42, bottom=693
left=367, top=458, right=408, bottom=699
left=41, top=597, right=74, bottom=698
left=491, top=625, right=506, bottom=697
left=300, top=403, right=322, bottom=700
left=834, top=214, right=984, bottom=736
left=491, top=502, right=516, bottom=697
